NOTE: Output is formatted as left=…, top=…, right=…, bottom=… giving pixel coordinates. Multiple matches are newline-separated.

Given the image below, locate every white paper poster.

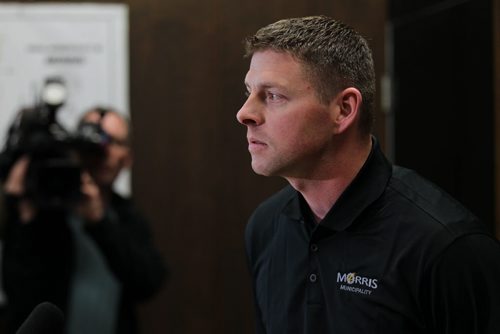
left=0, top=2, right=130, bottom=195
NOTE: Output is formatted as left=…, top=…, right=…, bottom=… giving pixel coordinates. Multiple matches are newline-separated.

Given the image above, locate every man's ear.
left=332, top=87, right=363, bottom=134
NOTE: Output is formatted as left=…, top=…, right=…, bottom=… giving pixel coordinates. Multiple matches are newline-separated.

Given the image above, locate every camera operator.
left=0, top=106, right=167, bottom=334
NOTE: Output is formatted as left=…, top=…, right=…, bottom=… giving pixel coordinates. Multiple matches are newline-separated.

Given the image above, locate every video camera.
left=0, top=77, right=110, bottom=210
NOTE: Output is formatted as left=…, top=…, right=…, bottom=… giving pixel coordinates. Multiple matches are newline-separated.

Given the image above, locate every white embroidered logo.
left=337, top=272, right=378, bottom=295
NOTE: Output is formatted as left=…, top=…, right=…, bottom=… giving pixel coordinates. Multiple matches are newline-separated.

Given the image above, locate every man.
left=1, top=107, right=166, bottom=334
left=237, top=16, right=500, bottom=333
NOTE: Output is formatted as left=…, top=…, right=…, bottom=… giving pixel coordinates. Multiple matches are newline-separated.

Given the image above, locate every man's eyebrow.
left=244, top=81, right=288, bottom=91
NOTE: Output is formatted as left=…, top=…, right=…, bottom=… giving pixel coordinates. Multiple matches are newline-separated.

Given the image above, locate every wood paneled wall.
left=0, top=0, right=387, bottom=333
left=127, top=2, right=387, bottom=333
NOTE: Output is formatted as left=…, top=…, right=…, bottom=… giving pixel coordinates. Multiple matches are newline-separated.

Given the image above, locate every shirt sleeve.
left=424, top=233, right=500, bottom=334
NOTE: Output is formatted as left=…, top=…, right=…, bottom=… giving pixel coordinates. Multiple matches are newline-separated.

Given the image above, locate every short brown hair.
left=244, top=15, right=375, bottom=134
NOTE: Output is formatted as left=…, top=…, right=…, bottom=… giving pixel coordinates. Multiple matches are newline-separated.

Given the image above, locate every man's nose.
left=236, top=95, right=263, bottom=126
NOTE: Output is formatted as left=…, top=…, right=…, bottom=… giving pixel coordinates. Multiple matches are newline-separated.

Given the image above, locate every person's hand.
left=78, top=171, right=105, bottom=224
left=4, top=155, right=36, bottom=223
left=4, top=155, right=29, bottom=196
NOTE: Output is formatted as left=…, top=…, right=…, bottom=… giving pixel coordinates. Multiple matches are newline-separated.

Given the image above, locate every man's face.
left=236, top=50, right=337, bottom=179
left=82, top=111, right=131, bottom=188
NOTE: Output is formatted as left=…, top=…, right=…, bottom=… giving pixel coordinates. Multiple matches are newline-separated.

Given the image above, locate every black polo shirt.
left=245, top=139, right=500, bottom=334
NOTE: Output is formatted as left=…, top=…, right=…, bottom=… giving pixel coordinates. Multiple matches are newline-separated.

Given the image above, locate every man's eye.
left=266, top=93, right=282, bottom=101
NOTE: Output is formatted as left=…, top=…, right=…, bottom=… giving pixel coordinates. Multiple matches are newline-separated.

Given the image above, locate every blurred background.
left=0, top=0, right=498, bottom=333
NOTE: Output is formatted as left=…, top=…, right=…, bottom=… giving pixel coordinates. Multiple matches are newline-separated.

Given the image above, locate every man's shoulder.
left=108, top=191, right=147, bottom=225
left=387, top=166, right=485, bottom=236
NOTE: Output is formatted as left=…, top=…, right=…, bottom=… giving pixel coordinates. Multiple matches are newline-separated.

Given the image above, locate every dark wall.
left=496, top=0, right=500, bottom=238
left=1, top=0, right=387, bottom=333
left=389, top=0, right=495, bottom=230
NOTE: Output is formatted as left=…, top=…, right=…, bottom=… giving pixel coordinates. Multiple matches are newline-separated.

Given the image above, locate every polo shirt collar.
left=282, top=137, right=392, bottom=231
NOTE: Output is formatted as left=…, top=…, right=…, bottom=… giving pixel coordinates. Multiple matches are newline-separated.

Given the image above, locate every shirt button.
left=309, top=273, right=318, bottom=283
left=310, top=244, right=318, bottom=252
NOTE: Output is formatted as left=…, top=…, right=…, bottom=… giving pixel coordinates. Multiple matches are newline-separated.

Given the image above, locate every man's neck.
left=287, top=136, right=372, bottom=223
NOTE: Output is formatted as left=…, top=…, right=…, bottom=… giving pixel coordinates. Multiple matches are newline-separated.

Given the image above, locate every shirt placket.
left=305, top=229, right=325, bottom=333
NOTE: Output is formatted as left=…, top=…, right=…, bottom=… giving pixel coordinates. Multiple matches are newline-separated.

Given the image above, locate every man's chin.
left=251, top=162, right=276, bottom=177
left=93, top=172, right=116, bottom=188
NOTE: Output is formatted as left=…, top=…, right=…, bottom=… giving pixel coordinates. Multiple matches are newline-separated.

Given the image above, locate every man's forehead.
left=82, top=110, right=104, bottom=122
left=244, top=51, right=311, bottom=91
left=85, top=111, right=128, bottom=138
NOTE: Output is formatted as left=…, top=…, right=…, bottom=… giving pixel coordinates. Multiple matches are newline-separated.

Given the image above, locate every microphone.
left=16, top=302, right=64, bottom=334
